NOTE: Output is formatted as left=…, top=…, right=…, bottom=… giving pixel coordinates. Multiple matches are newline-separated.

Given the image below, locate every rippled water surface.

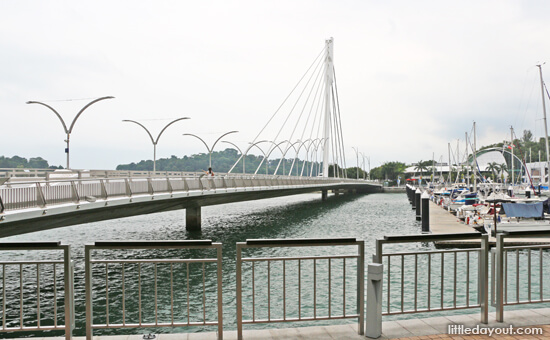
left=2, top=192, right=428, bottom=336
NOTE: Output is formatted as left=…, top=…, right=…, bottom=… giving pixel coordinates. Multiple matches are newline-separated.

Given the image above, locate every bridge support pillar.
left=333, top=189, right=340, bottom=197
left=186, top=207, right=201, bottom=231
left=321, top=190, right=328, bottom=201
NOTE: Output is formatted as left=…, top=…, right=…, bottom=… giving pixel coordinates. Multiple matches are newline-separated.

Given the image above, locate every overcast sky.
left=2, top=0, right=550, bottom=170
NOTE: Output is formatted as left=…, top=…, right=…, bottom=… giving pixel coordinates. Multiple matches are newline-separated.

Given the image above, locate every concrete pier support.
left=321, top=190, right=328, bottom=201
left=333, top=189, right=340, bottom=197
left=421, top=192, right=430, bottom=233
left=415, top=189, right=421, bottom=221
left=186, top=206, right=201, bottom=231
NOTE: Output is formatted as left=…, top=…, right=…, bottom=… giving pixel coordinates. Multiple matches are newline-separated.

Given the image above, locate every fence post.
left=358, top=240, right=365, bottom=335
left=63, top=244, right=73, bottom=340
left=70, top=181, right=80, bottom=203
left=366, top=263, right=383, bottom=338
left=0, top=193, right=4, bottom=213
left=124, top=178, right=132, bottom=197
left=84, top=245, right=93, bottom=340
left=236, top=243, right=244, bottom=340
left=495, top=233, right=505, bottom=322
left=479, top=234, right=488, bottom=324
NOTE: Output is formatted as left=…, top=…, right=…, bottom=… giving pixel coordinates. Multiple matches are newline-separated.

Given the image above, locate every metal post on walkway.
left=495, top=233, right=505, bottom=322
left=421, top=191, right=430, bottom=233
left=414, top=188, right=421, bottom=218
left=366, top=263, right=383, bottom=338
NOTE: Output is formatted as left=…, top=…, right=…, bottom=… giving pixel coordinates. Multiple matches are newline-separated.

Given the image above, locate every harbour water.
left=4, top=192, right=545, bottom=338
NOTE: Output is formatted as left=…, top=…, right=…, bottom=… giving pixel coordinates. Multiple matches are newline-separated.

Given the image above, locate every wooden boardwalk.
left=428, top=201, right=550, bottom=247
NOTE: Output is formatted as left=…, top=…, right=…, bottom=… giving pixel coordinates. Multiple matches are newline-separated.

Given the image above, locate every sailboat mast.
left=537, top=64, right=550, bottom=185
left=473, top=122, right=477, bottom=192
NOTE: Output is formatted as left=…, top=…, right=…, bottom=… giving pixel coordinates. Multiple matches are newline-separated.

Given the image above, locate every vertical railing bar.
left=252, top=262, right=255, bottom=322
left=36, top=263, right=40, bottom=328
left=343, top=258, right=346, bottom=318
left=400, top=255, right=404, bottom=313
left=298, top=259, right=301, bottom=320
left=155, top=263, right=158, bottom=326
left=414, top=254, right=418, bottom=311
left=516, top=249, right=520, bottom=303
left=387, top=256, right=391, bottom=314
left=466, top=251, right=470, bottom=307
left=186, top=263, right=190, bottom=325
left=202, top=262, right=206, bottom=324
left=53, top=264, right=57, bottom=327
left=2, top=264, right=6, bottom=330
left=314, top=259, right=317, bottom=319
left=122, top=264, right=126, bottom=326
left=505, top=250, right=508, bottom=303
left=528, top=249, right=532, bottom=302
left=283, top=260, right=286, bottom=321
left=328, top=258, right=331, bottom=317
left=138, top=263, right=142, bottom=326
left=268, top=260, right=271, bottom=322
left=427, top=254, right=431, bottom=311
left=441, top=252, right=444, bottom=309
left=170, top=263, right=174, bottom=326
left=453, top=252, right=457, bottom=309
left=20, top=263, right=23, bottom=329
left=540, top=248, right=544, bottom=301
left=106, top=263, right=109, bottom=326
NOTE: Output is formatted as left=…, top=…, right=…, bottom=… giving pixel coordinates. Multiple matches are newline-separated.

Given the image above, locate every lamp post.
left=183, top=131, right=238, bottom=169
left=288, top=139, right=311, bottom=176
left=273, top=140, right=301, bottom=176
left=123, top=117, right=190, bottom=173
left=359, top=152, right=366, bottom=180
left=255, top=140, right=288, bottom=176
left=352, top=147, right=360, bottom=180
left=221, top=141, right=244, bottom=174
left=26, top=96, right=114, bottom=169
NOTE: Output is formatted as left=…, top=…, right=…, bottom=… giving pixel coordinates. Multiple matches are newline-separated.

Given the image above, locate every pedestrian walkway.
left=31, top=308, right=550, bottom=340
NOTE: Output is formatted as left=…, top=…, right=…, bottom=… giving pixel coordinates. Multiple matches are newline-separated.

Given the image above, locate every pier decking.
left=428, top=200, right=550, bottom=247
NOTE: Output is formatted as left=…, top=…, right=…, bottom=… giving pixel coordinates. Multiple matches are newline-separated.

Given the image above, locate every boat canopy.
left=501, top=202, right=544, bottom=218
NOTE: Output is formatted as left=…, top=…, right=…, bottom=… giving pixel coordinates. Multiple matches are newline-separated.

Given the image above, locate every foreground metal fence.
left=367, top=233, right=489, bottom=338
left=236, top=238, right=365, bottom=340
left=84, top=240, right=223, bottom=340
left=493, top=229, right=550, bottom=322
left=0, top=242, right=74, bottom=340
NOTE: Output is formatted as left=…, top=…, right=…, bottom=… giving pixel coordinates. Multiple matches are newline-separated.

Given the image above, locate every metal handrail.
left=0, top=242, right=73, bottom=340
left=84, top=240, right=223, bottom=340
left=236, top=238, right=365, bottom=340
left=372, top=233, right=489, bottom=324
left=0, top=175, right=375, bottom=213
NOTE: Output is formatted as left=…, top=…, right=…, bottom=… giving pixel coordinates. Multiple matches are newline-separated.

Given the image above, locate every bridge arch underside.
left=0, top=183, right=380, bottom=238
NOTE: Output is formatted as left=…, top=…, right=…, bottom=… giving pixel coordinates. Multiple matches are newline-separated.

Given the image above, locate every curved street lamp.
left=273, top=140, right=301, bottom=176
left=26, top=96, right=114, bottom=169
left=221, top=141, right=244, bottom=174
left=310, top=138, right=325, bottom=177
left=254, top=140, right=288, bottom=175
left=122, top=117, right=190, bottom=173
left=288, top=139, right=311, bottom=176
left=183, top=131, right=238, bottom=169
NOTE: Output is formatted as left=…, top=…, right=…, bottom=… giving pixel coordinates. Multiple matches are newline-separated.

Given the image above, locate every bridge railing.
left=236, top=238, right=365, bottom=340
left=84, top=240, right=223, bottom=340
left=0, top=242, right=74, bottom=340
left=0, top=175, right=370, bottom=213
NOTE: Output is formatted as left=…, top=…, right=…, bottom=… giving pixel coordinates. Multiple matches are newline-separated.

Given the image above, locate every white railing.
left=0, top=242, right=74, bottom=340
left=84, top=240, right=223, bottom=340
left=236, top=238, right=365, bottom=340
left=0, top=175, right=370, bottom=213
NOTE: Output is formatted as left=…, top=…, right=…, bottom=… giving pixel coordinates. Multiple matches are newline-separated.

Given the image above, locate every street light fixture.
left=221, top=141, right=245, bottom=174
left=352, top=147, right=360, bottom=180
left=122, top=117, right=190, bottom=173
left=26, top=96, right=114, bottom=169
left=183, top=131, right=238, bottom=169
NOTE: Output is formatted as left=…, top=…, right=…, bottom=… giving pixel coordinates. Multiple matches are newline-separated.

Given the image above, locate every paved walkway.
left=35, top=308, right=549, bottom=340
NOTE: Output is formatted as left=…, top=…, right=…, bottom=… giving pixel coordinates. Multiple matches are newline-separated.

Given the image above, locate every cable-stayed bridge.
left=0, top=38, right=381, bottom=237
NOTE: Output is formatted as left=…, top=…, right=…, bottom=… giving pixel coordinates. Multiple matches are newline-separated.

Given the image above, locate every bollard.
left=525, top=189, right=531, bottom=198
left=366, top=263, right=383, bottom=338
left=415, top=189, right=421, bottom=218
left=421, top=191, right=430, bottom=233
left=507, top=185, right=513, bottom=198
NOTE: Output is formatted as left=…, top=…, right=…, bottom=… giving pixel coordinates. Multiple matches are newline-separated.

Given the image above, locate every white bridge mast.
left=322, top=37, right=334, bottom=177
